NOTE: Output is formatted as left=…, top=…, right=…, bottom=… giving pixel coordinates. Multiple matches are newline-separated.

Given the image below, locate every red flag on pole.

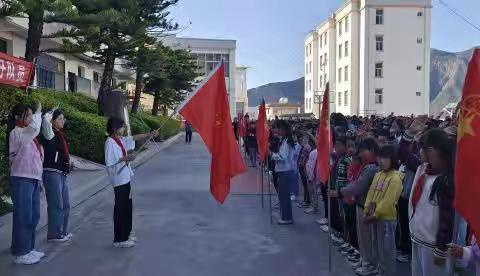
left=316, top=83, right=331, bottom=184
left=454, top=48, right=480, bottom=238
left=178, top=63, right=246, bottom=203
left=256, top=99, right=270, bottom=164
left=237, top=112, right=245, bottom=138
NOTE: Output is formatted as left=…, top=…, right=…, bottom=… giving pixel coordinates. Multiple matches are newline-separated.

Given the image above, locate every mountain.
left=429, top=48, right=473, bottom=115
left=248, top=47, right=475, bottom=114
left=247, top=78, right=304, bottom=107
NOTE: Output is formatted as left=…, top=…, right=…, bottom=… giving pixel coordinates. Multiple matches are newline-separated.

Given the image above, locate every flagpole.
left=261, top=164, right=265, bottom=209
left=328, top=176, right=332, bottom=274
left=268, top=170, right=273, bottom=224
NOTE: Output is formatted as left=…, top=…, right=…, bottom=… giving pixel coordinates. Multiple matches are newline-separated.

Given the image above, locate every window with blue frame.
left=37, top=67, right=55, bottom=89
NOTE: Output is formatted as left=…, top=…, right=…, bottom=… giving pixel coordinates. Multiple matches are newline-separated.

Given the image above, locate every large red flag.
left=454, top=48, right=480, bottom=238
left=178, top=64, right=246, bottom=203
left=316, top=83, right=331, bottom=184
left=256, top=99, right=270, bottom=164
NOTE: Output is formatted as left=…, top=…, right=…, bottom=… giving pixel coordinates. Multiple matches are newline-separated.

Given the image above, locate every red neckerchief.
left=411, top=164, right=442, bottom=215
left=110, top=135, right=126, bottom=158
left=54, top=128, right=70, bottom=163
left=16, top=121, right=43, bottom=156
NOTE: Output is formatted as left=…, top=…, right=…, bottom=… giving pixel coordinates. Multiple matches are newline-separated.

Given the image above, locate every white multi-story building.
left=170, top=37, right=238, bottom=117
left=305, top=0, right=431, bottom=117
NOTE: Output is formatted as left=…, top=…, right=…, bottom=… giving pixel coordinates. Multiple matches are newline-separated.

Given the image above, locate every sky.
left=170, top=0, right=480, bottom=89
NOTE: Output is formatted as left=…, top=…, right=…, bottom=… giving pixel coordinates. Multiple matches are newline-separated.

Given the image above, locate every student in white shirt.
left=105, top=118, right=158, bottom=248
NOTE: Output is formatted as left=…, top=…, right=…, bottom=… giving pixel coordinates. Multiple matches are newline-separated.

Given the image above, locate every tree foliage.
left=44, top=0, right=179, bottom=114
left=144, top=46, right=198, bottom=115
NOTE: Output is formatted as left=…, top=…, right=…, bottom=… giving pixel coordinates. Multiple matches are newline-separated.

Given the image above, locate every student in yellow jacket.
left=363, top=145, right=403, bottom=276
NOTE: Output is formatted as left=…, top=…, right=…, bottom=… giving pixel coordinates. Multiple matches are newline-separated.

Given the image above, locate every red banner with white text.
left=0, top=52, right=34, bottom=88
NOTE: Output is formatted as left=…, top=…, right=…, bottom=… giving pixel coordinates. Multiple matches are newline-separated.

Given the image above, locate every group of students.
left=5, top=103, right=157, bottom=265
left=246, top=112, right=478, bottom=276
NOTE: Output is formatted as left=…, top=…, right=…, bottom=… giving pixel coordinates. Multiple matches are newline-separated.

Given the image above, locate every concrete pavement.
left=0, top=133, right=408, bottom=276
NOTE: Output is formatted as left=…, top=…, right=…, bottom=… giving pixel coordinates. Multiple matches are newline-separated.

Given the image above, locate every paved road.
left=0, top=133, right=409, bottom=276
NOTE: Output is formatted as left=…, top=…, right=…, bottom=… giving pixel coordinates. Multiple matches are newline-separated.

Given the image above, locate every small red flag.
left=178, top=64, right=246, bottom=203
left=454, top=48, right=480, bottom=238
left=316, top=83, right=331, bottom=184
left=256, top=99, right=270, bottom=164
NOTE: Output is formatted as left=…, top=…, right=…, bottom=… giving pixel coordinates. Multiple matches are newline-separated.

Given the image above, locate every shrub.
left=0, top=86, right=179, bottom=202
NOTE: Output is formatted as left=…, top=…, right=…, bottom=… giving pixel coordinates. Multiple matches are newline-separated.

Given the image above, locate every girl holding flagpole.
left=105, top=118, right=158, bottom=248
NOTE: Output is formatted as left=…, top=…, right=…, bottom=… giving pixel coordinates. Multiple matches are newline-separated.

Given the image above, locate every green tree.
left=47, top=0, right=178, bottom=114
left=0, top=0, right=76, bottom=83
left=144, top=47, right=198, bottom=116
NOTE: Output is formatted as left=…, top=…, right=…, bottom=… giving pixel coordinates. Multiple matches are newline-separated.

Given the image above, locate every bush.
left=0, top=86, right=180, bottom=200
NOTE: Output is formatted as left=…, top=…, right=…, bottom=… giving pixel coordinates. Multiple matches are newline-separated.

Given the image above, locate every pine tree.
left=144, top=46, right=198, bottom=116
left=46, top=0, right=179, bottom=114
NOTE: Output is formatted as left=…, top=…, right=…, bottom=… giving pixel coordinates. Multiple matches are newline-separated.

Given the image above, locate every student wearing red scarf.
left=40, top=109, right=73, bottom=243
left=409, top=129, right=455, bottom=276
left=105, top=118, right=158, bottom=248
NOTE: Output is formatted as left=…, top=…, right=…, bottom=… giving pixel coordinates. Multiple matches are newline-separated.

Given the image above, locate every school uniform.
left=105, top=136, right=135, bottom=243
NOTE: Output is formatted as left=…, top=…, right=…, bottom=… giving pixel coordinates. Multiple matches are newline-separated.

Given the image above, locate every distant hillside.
left=430, top=48, right=473, bottom=115
left=247, top=78, right=304, bottom=107
left=248, top=47, right=475, bottom=114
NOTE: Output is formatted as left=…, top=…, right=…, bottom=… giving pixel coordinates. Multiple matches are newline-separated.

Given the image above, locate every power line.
left=436, top=0, right=480, bottom=33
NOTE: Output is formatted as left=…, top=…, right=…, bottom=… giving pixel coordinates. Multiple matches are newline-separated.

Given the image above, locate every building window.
left=344, top=66, right=349, bottom=81
left=309, top=80, right=312, bottom=91
left=339, top=20, right=342, bottom=36
left=306, top=46, right=308, bottom=57
left=338, top=68, right=342, bottom=83
left=93, top=72, right=100, bottom=83
left=78, top=66, right=85, bottom=78
left=345, top=16, right=349, bottom=32
left=324, top=53, right=327, bottom=64
left=417, top=65, right=422, bottom=71
left=416, top=92, right=422, bottom=96
left=376, top=35, right=384, bottom=51
left=309, top=62, right=312, bottom=73
left=345, top=41, right=349, bottom=57
left=417, top=38, right=423, bottom=44
left=324, top=33, right=327, bottom=45
left=319, top=75, right=323, bottom=88
left=339, top=44, right=342, bottom=59
left=306, top=80, right=308, bottom=90
left=320, top=55, right=323, bottom=67
left=309, top=44, right=312, bottom=55
left=375, top=89, right=383, bottom=104
left=324, top=74, right=327, bottom=85
left=344, top=91, right=348, bottom=106
left=418, top=11, right=423, bottom=16
left=375, top=62, right=383, bottom=78
left=320, top=34, right=323, bottom=48
left=0, top=39, right=7, bottom=53
left=37, top=68, right=55, bottom=89
left=338, top=92, right=342, bottom=106
left=306, top=64, right=308, bottom=74
left=376, top=9, right=384, bottom=25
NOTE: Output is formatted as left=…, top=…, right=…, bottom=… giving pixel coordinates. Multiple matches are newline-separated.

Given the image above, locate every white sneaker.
left=13, top=253, right=40, bottom=265
left=48, top=236, right=69, bottom=243
left=64, top=233, right=73, bottom=240
left=129, top=234, right=137, bottom=243
left=316, top=218, right=328, bottom=225
left=113, top=240, right=135, bottom=248
left=320, top=225, right=329, bottom=232
left=30, top=250, right=45, bottom=259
